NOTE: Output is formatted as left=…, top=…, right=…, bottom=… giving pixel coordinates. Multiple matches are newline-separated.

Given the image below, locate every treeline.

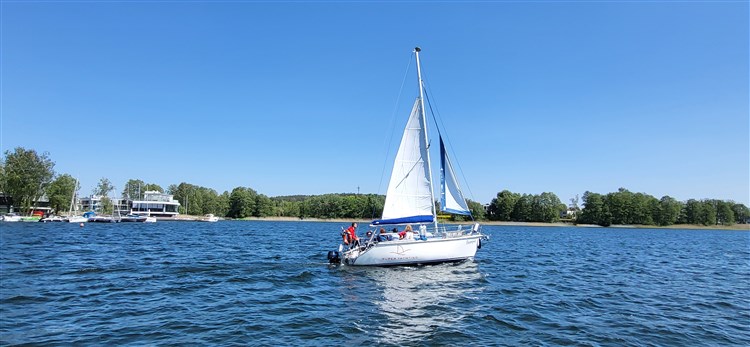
left=163, top=182, right=387, bottom=220
left=2, top=147, right=748, bottom=226
left=578, top=188, right=749, bottom=227
left=486, top=191, right=567, bottom=223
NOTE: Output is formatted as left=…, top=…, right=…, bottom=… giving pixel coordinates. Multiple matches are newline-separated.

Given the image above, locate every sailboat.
left=67, top=178, right=88, bottom=223
left=329, top=47, right=487, bottom=266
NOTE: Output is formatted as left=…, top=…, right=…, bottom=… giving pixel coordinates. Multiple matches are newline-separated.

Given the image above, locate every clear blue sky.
left=1, top=1, right=748, bottom=206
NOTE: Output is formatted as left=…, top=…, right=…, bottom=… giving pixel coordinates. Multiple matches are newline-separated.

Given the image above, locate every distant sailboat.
left=67, top=178, right=87, bottom=223
left=329, top=47, right=486, bottom=266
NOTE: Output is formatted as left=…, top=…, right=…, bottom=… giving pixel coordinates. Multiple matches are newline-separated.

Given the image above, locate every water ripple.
left=1, top=222, right=748, bottom=346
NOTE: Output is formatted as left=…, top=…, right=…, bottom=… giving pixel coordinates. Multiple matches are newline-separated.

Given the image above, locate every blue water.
left=1, top=221, right=748, bottom=346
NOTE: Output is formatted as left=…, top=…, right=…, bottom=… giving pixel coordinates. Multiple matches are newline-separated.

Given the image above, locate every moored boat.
left=1, top=213, right=22, bottom=222
left=66, top=178, right=88, bottom=223
left=67, top=215, right=88, bottom=223
left=40, top=215, right=66, bottom=223
left=120, top=213, right=157, bottom=223
left=200, top=214, right=219, bottom=222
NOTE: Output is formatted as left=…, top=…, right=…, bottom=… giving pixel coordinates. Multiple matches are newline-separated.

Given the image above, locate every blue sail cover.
left=440, top=137, right=472, bottom=215
left=371, top=215, right=434, bottom=226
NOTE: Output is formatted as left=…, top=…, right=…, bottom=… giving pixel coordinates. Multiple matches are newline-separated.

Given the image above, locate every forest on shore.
left=2, top=147, right=749, bottom=227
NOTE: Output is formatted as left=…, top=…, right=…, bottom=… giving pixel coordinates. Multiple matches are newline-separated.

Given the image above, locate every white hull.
left=67, top=216, right=88, bottom=223
left=40, top=216, right=67, bottom=223
left=144, top=216, right=157, bottom=223
left=343, top=234, right=482, bottom=266
left=1, top=215, right=22, bottom=222
left=200, top=214, right=219, bottom=222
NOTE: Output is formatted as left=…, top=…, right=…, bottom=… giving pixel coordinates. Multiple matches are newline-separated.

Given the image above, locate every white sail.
left=440, top=137, right=471, bottom=215
left=375, top=98, right=434, bottom=225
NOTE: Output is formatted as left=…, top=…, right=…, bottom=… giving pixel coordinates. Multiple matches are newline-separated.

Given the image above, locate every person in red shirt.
left=398, top=224, right=413, bottom=239
left=343, top=222, right=359, bottom=246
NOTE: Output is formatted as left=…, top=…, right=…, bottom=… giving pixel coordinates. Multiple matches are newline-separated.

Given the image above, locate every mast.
left=414, top=47, right=439, bottom=231
left=68, top=178, right=78, bottom=216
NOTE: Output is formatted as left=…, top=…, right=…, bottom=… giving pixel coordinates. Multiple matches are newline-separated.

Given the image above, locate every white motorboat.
left=40, top=215, right=66, bottom=223
left=200, top=214, right=219, bottom=222
left=1, top=213, right=22, bottom=222
left=328, top=47, right=487, bottom=266
left=67, top=215, right=88, bottom=223
left=120, top=213, right=156, bottom=223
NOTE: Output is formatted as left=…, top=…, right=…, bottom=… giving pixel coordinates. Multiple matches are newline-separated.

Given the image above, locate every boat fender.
left=477, top=239, right=482, bottom=250
left=327, top=251, right=341, bottom=264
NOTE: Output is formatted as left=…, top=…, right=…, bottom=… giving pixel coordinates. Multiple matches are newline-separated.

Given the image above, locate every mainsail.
left=440, top=137, right=471, bottom=215
left=373, top=99, right=434, bottom=225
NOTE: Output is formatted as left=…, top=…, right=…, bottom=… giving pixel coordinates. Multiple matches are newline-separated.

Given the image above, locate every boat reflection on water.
left=364, top=262, right=487, bottom=344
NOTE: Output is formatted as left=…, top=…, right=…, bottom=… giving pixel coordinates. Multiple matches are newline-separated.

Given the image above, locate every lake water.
left=1, top=221, right=748, bottom=346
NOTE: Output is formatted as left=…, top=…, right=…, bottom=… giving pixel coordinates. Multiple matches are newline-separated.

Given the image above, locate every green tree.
left=1, top=147, right=55, bottom=214
left=94, top=177, right=115, bottom=197
left=122, top=179, right=145, bottom=200
left=94, top=178, right=115, bottom=214
left=467, top=199, right=486, bottom=220
left=654, top=195, right=682, bottom=226
left=47, top=174, right=76, bottom=214
left=511, top=194, right=533, bottom=222
left=228, top=187, right=257, bottom=218
left=731, top=203, right=749, bottom=224
left=606, top=188, right=633, bottom=225
left=682, top=199, right=700, bottom=224
left=143, top=183, right=163, bottom=193
left=632, top=192, right=658, bottom=225
left=100, top=196, right=114, bottom=214
left=488, top=190, right=520, bottom=221
left=530, top=192, right=564, bottom=223
left=216, top=191, right=231, bottom=217
left=254, top=194, right=274, bottom=217
left=578, top=191, right=611, bottom=226
left=697, top=200, right=717, bottom=226
left=715, top=200, right=735, bottom=226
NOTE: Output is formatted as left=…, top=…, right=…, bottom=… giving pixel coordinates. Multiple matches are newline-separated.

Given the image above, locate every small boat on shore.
left=1, top=213, right=22, bottom=222
left=200, top=214, right=219, bottom=222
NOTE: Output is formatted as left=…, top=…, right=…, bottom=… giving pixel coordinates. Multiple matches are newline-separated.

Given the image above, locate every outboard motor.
left=327, top=250, right=341, bottom=264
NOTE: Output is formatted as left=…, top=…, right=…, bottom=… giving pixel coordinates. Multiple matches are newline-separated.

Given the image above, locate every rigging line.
left=376, top=52, right=415, bottom=197
left=393, top=159, right=423, bottom=190
left=422, top=84, right=477, bottom=204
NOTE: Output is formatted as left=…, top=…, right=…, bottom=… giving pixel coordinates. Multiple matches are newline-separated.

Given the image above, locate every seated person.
left=377, top=228, right=391, bottom=242
left=399, top=224, right=414, bottom=240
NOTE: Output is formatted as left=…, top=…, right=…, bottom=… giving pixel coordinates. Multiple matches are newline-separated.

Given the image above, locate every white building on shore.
left=129, top=190, right=180, bottom=217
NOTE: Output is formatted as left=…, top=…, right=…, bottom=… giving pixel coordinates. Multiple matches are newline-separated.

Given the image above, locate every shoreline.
left=173, top=215, right=749, bottom=231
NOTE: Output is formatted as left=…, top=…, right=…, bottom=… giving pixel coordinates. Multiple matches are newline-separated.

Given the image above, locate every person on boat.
left=343, top=222, right=359, bottom=246
left=378, top=228, right=391, bottom=242
left=391, top=227, right=400, bottom=239
left=398, top=224, right=414, bottom=240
